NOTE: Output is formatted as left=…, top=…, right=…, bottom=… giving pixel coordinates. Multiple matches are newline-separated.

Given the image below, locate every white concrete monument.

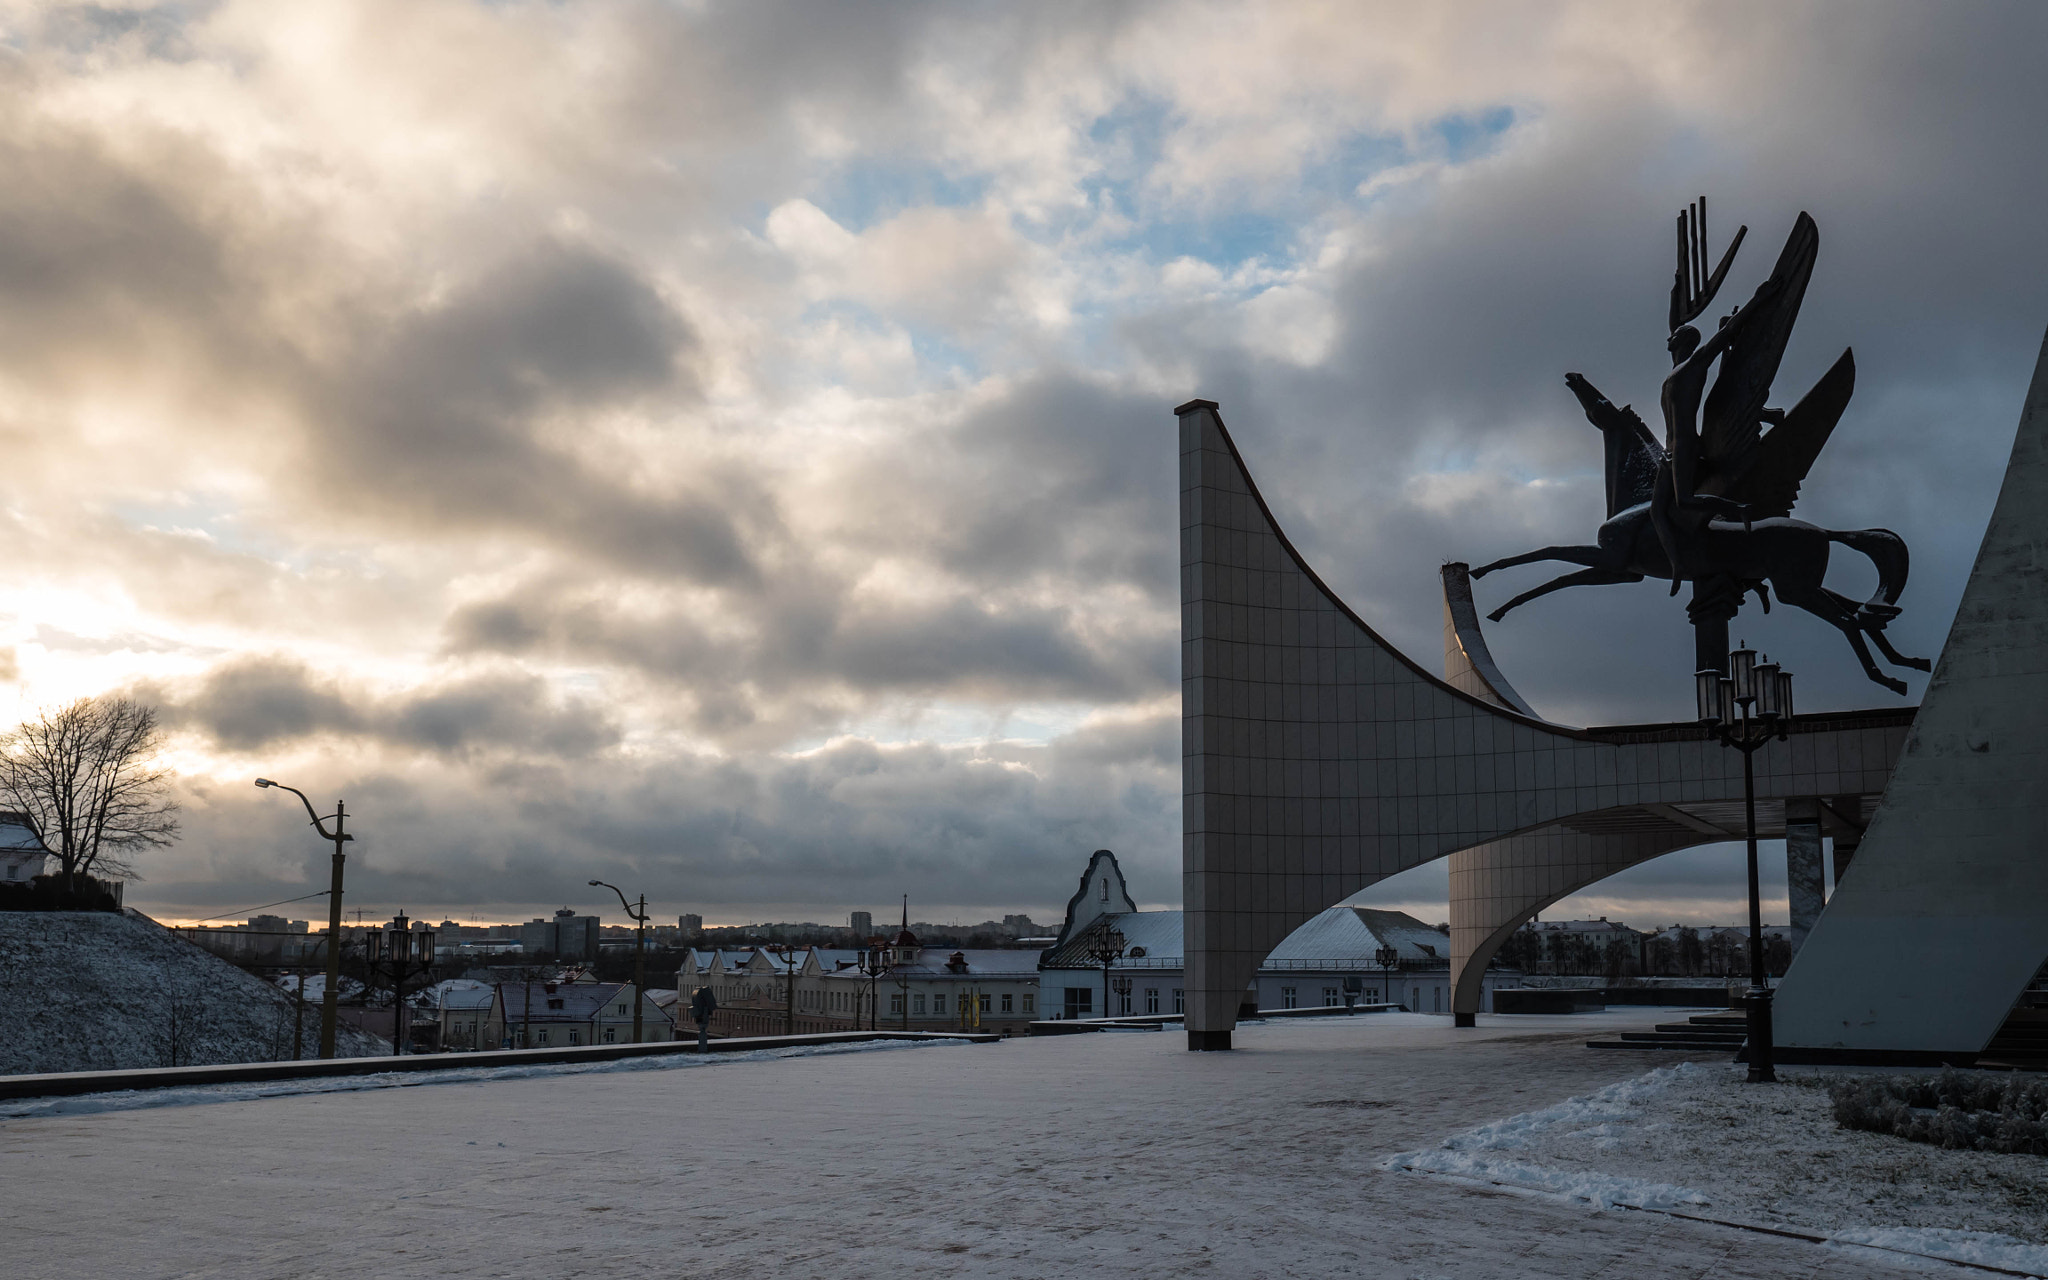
left=1774, top=330, right=2048, bottom=1061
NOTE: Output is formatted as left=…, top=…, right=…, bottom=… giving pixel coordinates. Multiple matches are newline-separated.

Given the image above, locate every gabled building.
left=1036, top=850, right=1522, bottom=1018
left=488, top=980, right=671, bottom=1048
left=426, top=979, right=497, bottom=1051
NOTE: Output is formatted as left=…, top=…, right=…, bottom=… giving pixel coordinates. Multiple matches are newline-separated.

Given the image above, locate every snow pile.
left=1384, top=1069, right=1714, bottom=1211
left=1383, top=1062, right=2048, bottom=1276
left=0, top=911, right=386, bottom=1074
left=0, top=1035, right=966, bottom=1120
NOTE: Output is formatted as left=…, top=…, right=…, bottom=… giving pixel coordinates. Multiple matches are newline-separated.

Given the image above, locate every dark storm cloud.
left=0, top=70, right=295, bottom=414
left=310, top=239, right=776, bottom=586
left=150, top=656, right=620, bottom=760
left=438, top=371, right=1186, bottom=728
left=145, top=706, right=1180, bottom=919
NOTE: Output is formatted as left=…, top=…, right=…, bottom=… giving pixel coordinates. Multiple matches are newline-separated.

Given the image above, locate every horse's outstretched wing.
left=1566, top=372, right=1665, bottom=517
left=1699, top=211, right=1819, bottom=491
left=1724, top=348, right=1855, bottom=520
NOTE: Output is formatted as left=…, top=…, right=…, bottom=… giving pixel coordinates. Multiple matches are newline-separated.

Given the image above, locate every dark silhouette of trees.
left=0, top=696, right=179, bottom=894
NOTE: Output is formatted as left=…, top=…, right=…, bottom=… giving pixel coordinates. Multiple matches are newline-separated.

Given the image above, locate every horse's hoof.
left=1881, top=676, right=1908, bottom=696
left=1903, top=656, right=1932, bottom=672
left=1471, top=565, right=1494, bottom=579
left=1486, top=607, right=1509, bottom=623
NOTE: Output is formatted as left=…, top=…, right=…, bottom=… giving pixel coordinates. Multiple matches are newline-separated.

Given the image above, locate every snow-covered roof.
left=423, top=979, right=495, bottom=1011
left=0, top=813, right=52, bottom=879
left=495, top=981, right=649, bottom=1021
left=820, top=948, right=1042, bottom=979
left=1040, top=906, right=1453, bottom=971
left=0, top=813, right=51, bottom=854
left=1527, top=918, right=1642, bottom=935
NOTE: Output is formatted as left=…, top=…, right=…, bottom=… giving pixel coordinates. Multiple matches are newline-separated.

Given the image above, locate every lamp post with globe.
left=1696, top=641, right=1794, bottom=1084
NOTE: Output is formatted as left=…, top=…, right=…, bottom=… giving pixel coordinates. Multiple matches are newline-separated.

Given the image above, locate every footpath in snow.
left=1383, top=1061, right=2048, bottom=1277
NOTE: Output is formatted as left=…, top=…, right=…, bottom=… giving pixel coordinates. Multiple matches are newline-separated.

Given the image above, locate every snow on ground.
left=0, top=1010, right=1997, bottom=1279
left=1385, top=1061, right=2048, bottom=1276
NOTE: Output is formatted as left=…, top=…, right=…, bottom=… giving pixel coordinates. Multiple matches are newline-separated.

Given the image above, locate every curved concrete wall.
left=1177, top=398, right=1912, bottom=1048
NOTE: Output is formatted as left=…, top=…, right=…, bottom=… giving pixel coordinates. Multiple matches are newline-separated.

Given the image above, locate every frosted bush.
left=1831, top=1069, right=2048, bottom=1155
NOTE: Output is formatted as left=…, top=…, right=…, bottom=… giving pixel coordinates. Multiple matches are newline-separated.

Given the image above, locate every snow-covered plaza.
left=5, top=1010, right=2045, bottom=1279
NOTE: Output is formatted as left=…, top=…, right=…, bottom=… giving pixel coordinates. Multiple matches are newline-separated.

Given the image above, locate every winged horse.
left=1472, top=201, right=1930, bottom=694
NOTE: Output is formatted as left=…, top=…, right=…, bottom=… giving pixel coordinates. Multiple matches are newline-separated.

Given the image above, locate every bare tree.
left=158, top=993, right=194, bottom=1067
left=0, top=696, right=180, bottom=894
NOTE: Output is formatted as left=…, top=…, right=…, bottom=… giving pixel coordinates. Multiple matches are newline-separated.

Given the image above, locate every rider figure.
left=1653, top=312, right=1757, bottom=591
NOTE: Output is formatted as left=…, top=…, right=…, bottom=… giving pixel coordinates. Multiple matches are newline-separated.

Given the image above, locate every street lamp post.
left=858, top=943, right=890, bottom=1031
left=769, top=943, right=800, bottom=1035
left=1085, top=926, right=1127, bottom=1021
left=588, top=880, right=649, bottom=1043
left=364, top=912, right=437, bottom=1055
left=1376, top=945, right=1400, bottom=1009
left=254, top=779, right=352, bottom=1058
left=1697, top=642, right=1793, bottom=1084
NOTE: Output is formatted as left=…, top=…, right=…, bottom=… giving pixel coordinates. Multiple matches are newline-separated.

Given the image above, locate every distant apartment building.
left=520, top=907, right=601, bottom=960
left=679, top=914, right=703, bottom=933
left=849, top=911, right=872, bottom=936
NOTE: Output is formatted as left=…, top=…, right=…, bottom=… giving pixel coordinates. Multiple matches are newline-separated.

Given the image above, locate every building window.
left=537, top=1029, right=550, bottom=1044
left=1282, top=986, right=1298, bottom=1009
left=1064, top=988, right=1092, bottom=1018
left=604, top=1028, right=616, bottom=1043
left=978, top=994, right=991, bottom=1013
left=1000, top=993, right=1013, bottom=1013
left=616, top=1004, right=627, bottom=1014
left=1145, top=988, right=1160, bottom=1014
left=1173, top=989, right=1183, bottom=1014
left=891, top=994, right=905, bottom=1014
left=1022, top=993, right=1035, bottom=1014
left=933, top=993, right=947, bottom=1015
left=1099, top=878, right=1108, bottom=901
left=1323, top=987, right=1339, bottom=1007
left=569, top=1030, right=582, bottom=1045
left=547, top=998, right=565, bottom=1010
left=914, top=994, right=927, bottom=1015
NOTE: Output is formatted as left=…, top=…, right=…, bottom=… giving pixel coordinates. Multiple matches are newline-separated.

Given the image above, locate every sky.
left=0, top=1, right=2042, bottom=931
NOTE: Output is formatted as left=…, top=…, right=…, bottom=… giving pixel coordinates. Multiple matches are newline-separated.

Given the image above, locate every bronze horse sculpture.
left=1472, top=202, right=1930, bottom=694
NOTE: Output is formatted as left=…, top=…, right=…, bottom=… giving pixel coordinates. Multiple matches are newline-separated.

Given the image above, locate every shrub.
left=1831, top=1069, right=2048, bottom=1155
left=0, top=875, right=123, bottom=913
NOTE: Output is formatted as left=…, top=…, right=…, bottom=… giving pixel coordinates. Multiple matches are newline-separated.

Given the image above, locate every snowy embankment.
left=0, top=911, right=386, bottom=1074
left=1383, top=1062, right=2048, bottom=1276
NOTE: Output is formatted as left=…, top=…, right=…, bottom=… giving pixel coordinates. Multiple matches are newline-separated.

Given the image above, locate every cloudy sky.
left=2, top=1, right=2042, bottom=930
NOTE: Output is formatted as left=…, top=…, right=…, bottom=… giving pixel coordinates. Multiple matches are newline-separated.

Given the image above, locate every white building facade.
left=1039, top=851, right=1521, bottom=1019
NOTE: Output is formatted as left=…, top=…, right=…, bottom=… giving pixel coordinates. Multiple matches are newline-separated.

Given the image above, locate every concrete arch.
left=1177, top=399, right=1913, bottom=1049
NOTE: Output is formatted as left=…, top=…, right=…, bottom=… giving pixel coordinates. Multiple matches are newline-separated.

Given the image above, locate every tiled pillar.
left=1784, top=798, right=1825, bottom=945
